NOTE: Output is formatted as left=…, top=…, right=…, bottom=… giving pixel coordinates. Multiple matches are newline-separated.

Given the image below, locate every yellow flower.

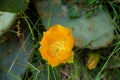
left=39, top=24, right=74, bottom=67
left=87, top=53, right=100, bottom=70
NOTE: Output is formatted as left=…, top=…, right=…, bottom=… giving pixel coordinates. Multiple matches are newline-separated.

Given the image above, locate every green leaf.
left=67, top=52, right=74, bottom=63
left=0, top=0, right=29, bottom=13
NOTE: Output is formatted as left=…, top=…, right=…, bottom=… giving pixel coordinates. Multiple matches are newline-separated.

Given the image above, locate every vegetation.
left=1, top=0, right=120, bottom=80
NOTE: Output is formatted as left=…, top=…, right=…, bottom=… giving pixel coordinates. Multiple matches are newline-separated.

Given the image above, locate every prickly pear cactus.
left=0, top=19, right=33, bottom=80
left=0, top=0, right=28, bottom=13
left=34, top=0, right=114, bottom=49
left=0, top=12, right=16, bottom=37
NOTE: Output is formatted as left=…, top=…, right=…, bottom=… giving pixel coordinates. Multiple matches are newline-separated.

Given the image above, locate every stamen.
left=50, top=41, right=65, bottom=57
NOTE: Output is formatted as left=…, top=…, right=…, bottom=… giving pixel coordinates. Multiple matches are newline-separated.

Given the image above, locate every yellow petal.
left=87, top=53, right=100, bottom=70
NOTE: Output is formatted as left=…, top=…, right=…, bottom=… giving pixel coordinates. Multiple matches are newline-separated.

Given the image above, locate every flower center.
left=50, top=41, right=65, bottom=57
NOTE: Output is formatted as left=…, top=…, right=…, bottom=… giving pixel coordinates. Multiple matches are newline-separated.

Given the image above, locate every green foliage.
left=0, top=0, right=28, bottom=13
left=1, top=0, right=120, bottom=80
left=67, top=2, right=80, bottom=19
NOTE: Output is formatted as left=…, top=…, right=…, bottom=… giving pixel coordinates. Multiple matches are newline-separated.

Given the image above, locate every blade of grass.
left=47, top=0, right=53, bottom=28
left=26, top=61, right=40, bottom=73
left=52, top=68, right=57, bottom=80
left=94, top=42, right=120, bottom=80
left=23, top=15, right=35, bottom=40
left=47, top=64, right=50, bottom=80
